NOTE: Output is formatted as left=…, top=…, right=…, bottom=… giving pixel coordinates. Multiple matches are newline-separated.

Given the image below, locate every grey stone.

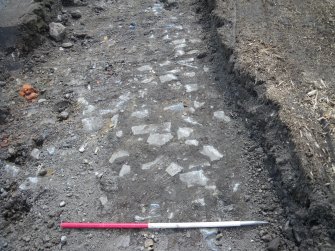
left=137, top=65, right=152, bottom=71
left=70, top=10, right=82, bottom=19
left=200, top=145, right=223, bottom=161
left=79, top=143, right=87, bottom=153
left=144, top=239, right=154, bottom=248
left=82, top=105, right=96, bottom=116
left=164, top=103, right=184, bottom=112
left=82, top=117, right=103, bottom=132
left=111, top=114, right=119, bottom=128
left=147, top=133, right=173, bottom=146
left=159, top=74, right=178, bottom=83
left=58, top=111, right=69, bottom=121
left=119, top=165, right=131, bottom=177
left=184, top=72, right=196, bottom=77
left=141, top=156, right=163, bottom=170
left=60, top=236, right=67, bottom=245
left=19, top=177, right=39, bottom=190
left=61, top=42, right=73, bottom=48
left=30, top=148, right=41, bottom=159
left=213, top=111, right=231, bottom=122
left=183, top=116, right=202, bottom=125
left=99, top=195, right=108, bottom=206
left=49, top=22, right=66, bottom=41
left=116, top=130, right=123, bottom=137
left=188, top=161, right=210, bottom=169
left=179, top=170, right=208, bottom=187
left=132, top=122, right=171, bottom=135
left=192, top=198, right=205, bottom=206
left=172, top=39, right=186, bottom=45
left=131, top=110, right=149, bottom=118
left=38, top=98, right=47, bottom=103
left=185, top=84, right=199, bottom=92
left=109, top=150, right=129, bottom=164
left=177, top=127, right=193, bottom=139
left=59, top=201, right=66, bottom=207
left=37, top=168, right=47, bottom=177
left=261, top=234, right=272, bottom=242
left=3, top=163, right=20, bottom=176
left=267, top=237, right=280, bottom=251
left=165, top=163, right=183, bottom=176
left=185, top=139, right=199, bottom=146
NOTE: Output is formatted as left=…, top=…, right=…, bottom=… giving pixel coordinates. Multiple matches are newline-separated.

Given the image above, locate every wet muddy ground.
left=0, top=0, right=334, bottom=250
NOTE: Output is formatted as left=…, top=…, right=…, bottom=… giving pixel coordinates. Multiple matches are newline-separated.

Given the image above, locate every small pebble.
left=70, top=10, right=82, bottom=19
left=61, top=42, right=73, bottom=48
left=144, top=239, right=154, bottom=248
left=79, top=143, right=87, bottom=153
left=30, top=148, right=41, bottom=159
left=38, top=169, right=47, bottom=177
left=59, top=201, right=66, bottom=207
left=58, top=111, right=69, bottom=121
left=60, top=236, right=67, bottom=245
left=261, top=234, right=272, bottom=242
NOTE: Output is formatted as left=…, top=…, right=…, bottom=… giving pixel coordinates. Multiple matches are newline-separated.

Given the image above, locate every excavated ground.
left=0, top=0, right=334, bottom=250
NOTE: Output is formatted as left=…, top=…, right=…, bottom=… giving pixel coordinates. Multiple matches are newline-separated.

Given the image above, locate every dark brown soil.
left=199, top=0, right=335, bottom=249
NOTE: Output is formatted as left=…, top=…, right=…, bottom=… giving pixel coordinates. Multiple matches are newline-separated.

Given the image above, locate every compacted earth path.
left=0, top=0, right=323, bottom=250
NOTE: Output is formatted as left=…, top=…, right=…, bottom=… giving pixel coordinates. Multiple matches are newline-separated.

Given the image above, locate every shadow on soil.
left=195, top=0, right=335, bottom=249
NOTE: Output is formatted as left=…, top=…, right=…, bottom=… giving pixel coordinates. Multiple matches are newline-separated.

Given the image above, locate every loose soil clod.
left=19, top=84, right=39, bottom=101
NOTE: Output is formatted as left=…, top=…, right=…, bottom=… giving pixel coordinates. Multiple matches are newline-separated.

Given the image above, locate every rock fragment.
left=37, top=168, right=47, bottom=177
left=60, top=236, right=67, bottom=246
left=30, top=148, right=41, bottom=159
left=147, top=133, right=173, bottom=146
left=49, top=22, right=66, bottom=41
left=185, top=139, right=199, bottom=146
left=267, top=237, right=280, bottom=251
left=132, top=122, right=171, bottom=135
left=141, top=156, right=163, bottom=170
left=159, top=74, right=177, bottom=83
left=185, top=84, right=199, bottom=92
left=131, top=110, right=149, bottom=118
left=109, top=150, right=129, bottom=164
left=70, top=10, right=82, bottom=19
left=82, top=117, right=103, bottom=132
left=164, top=103, right=184, bottom=112
left=99, top=195, right=108, bottom=206
left=177, top=127, right=193, bottom=139
left=179, top=170, right=208, bottom=187
left=137, top=65, right=152, bottom=71
left=165, top=163, right=183, bottom=176
left=144, top=239, right=154, bottom=248
left=61, top=42, right=73, bottom=48
left=119, top=165, right=131, bottom=177
left=213, top=111, right=231, bottom=122
left=58, top=111, right=69, bottom=121
left=19, top=177, right=39, bottom=190
left=200, top=145, right=223, bottom=161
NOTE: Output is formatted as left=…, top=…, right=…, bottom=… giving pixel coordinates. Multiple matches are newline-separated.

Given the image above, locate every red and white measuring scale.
left=61, top=221, right=268, bottom=229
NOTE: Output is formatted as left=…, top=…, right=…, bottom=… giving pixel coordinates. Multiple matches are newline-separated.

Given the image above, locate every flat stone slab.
left=166, top=163, right=183, bottom=176
left=179, top=170, right=208, bottom=187
left=147, top=133, right=173, bottom=146
left=200, top=145, right=223, bottom=161
left=132, top=122, right=171, bottom=135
